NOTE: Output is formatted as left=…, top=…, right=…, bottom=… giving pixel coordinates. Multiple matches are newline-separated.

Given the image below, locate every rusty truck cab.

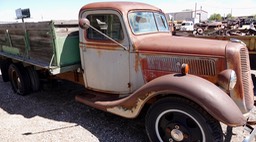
left=78, top=2, right=169, bottom=94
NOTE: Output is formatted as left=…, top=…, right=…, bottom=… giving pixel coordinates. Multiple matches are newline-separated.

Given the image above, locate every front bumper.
left=243, top=122, right=256, bottom=142
left=242, top=104, right=256, bottom=142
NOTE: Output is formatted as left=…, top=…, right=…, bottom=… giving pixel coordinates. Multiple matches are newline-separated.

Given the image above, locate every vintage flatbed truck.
left=0, top=2, right=256, bottom=142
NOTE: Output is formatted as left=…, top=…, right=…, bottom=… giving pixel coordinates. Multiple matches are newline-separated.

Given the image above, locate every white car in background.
left=180, top=21, right=194, bottom=31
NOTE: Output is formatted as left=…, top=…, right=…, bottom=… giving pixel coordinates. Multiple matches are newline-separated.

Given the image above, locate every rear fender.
left=105, top=74, right=246, bottom=126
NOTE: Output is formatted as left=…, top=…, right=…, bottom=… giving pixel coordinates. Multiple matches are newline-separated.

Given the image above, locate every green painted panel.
left=2, top=45, right=20, bottom=55
left=55, top=35, right=80, bottom=67
left=0, top=21, right=81, bottom=75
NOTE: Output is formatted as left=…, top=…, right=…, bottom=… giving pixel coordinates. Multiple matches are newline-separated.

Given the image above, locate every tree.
left=209, top=13, right=222, bottom=21
left=226, top=13, right=234, bottom=20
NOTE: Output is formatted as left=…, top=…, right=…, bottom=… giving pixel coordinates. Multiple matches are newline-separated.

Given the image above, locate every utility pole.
left=194, top=3, right=197, bottom=23
left=194, top=3, right=197, bottom=18
left=200, top=6, right=202, bottom=22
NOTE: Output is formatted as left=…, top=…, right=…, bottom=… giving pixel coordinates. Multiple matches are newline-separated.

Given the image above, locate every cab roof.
left=79, top=1, right=162, bottom=15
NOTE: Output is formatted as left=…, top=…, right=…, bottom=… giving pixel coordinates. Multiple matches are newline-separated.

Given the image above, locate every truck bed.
left=0, top=20, right=80, bottom=75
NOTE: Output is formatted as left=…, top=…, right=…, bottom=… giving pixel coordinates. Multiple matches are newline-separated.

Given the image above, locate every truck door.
left=79, top=10, right=131, bottom=94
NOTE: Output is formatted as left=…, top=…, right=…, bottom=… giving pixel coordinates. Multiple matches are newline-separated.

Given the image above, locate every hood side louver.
left=146, top=56, right=217, bottom=76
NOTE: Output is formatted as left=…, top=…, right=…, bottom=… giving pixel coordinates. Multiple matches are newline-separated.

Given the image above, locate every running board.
left=75, top=90, right=126, bottom=111
left=75, top=89, right=146, bottom=118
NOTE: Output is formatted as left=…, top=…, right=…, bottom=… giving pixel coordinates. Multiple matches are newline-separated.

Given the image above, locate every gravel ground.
left=0, top=70, right=148, bottom=142
left=0, top=70, right=255, bottom=142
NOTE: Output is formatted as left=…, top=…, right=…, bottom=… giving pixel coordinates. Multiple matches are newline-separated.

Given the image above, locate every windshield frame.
left=128, top=10, right=169, bottom=35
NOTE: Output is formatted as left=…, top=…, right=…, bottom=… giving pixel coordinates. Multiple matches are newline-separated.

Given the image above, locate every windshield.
left=128, top=11, right=169, bottom=34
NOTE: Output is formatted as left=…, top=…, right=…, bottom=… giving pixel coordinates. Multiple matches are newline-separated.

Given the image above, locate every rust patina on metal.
left=77, top=1, right=254, bottom=128
left=79, top=2, right=161, bottom=16
left=76, top=74, right=246, bottom=126
left=1, top=1, right=256, bottom=141
left=226, top=42, right=254, bottom=112
left=133, top=34, right=254, bottom=113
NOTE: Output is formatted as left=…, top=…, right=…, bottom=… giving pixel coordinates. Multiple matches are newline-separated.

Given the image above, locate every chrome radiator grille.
left=240, top=47, right=254, bottom=110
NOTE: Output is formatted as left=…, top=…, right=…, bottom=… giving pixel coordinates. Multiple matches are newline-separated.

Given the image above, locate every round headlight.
left=229, top=70, right=237, bottom=90
left=217, top=69, right=237, bottom=91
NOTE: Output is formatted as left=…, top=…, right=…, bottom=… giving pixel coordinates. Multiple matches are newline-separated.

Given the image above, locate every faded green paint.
left=49, top=21, right=57, bottom=66
left=0, top=20, right=80, bottom=75
left=5, top=31, right=13, bottom=47
left=55, top=35, right=80, bottom=67
left=24, top=27, right=30, bottom=58
left=2, top=45, right=20, bottom=55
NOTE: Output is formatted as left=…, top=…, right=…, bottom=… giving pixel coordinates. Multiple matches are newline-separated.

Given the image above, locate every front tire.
left=145, top=97, right=223, bottom=142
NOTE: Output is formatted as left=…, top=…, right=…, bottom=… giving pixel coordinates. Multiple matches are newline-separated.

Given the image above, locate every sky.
left=0, top=0, right=256, bottom=22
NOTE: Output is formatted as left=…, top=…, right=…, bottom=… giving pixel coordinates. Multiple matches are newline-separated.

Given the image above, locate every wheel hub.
left=170, top=126, right=184, bottom=141
left=165, top=124, right=189, bottom=142
left=154, top=108, right=208, bottom=142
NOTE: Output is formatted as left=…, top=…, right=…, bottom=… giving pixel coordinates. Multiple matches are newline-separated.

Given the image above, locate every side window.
left=86, top=14, right=123, bottom=40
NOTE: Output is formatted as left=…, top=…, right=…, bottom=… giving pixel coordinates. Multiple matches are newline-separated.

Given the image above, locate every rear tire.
left=145, top=97, right=223, bottom=142
left=26, top=66, right=40, bottom=92
left=0, top=60, right=11, bottom=82
left=8, top=64, right=31, bottom=95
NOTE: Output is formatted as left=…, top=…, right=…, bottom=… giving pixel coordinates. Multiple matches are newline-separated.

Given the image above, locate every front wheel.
left=145, top=97, right=223, bottom=142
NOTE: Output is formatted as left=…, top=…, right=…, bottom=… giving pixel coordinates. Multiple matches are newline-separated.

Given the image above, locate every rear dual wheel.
left=8, top=64, right=31, bottom=95
left=0, top=59, right=11, bottom=82
left=26, top=66, right=40, bottom=92
left=145, top=97, right=223, bottom=142
left=8, top=64, right=40, bottom=95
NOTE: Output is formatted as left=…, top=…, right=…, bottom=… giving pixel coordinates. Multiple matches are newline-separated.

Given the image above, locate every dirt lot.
left=0, top=70, right=255, bottom=142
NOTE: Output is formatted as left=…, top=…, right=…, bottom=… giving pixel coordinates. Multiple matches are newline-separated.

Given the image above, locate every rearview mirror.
left=79, top=18, right=90, bottom=29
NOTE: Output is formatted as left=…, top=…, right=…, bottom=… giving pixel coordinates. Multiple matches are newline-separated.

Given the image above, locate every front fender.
left=105, top=74, right=246, bottom=126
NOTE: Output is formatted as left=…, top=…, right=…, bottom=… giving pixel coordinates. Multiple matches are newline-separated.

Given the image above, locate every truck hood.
left=133, top=33, right=228, bottom=57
